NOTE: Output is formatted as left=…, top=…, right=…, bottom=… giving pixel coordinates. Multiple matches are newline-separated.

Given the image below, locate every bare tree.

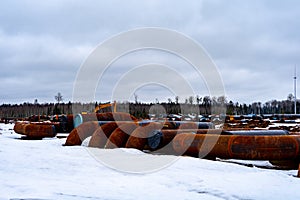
left=155, top=98, right=159, bottom=104
left=55, top=92, right=63, bottom=104
left=287, top=93, right=294, bottom=101
left=257, top=102, right=261, bottom=115
left=196, top=95, right=202, bottom=105
left=134, top=93, right=138, bottom=104
left=271, top=100, right=278, bottom=113
left=202, top=96, right=211, bottom=114
left=217, top=96, right=227, bottom=105
left=175, top=96, right=179, bottom=104
left=188, top=96, right=194, bottom=105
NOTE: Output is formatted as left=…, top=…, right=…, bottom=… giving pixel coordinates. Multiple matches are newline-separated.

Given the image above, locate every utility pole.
left=294, top=65, right=297, bottom=114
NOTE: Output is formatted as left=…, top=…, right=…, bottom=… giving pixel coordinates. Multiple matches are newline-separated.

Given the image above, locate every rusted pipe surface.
left=172, top=133, right=300, bottom=161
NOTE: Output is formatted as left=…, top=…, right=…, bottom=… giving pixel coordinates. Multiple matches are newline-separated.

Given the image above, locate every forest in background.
left=0, top=94, right=299, bottom=119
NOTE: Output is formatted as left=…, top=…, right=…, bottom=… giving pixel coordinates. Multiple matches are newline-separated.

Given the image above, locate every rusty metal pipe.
left=88, top=122, right=126, bottom=148
left=73, top=112, right=137, bottom=127
left=14, top=122, right=57, bottom=138
left=64, top=121, right=100, bottom=146
left=125, top=122, right=163, bottom=150
left=148, top=129, right=288, bottom=151
left=223, top=130, right=289, bottom=135
left=174, top=121, right=214, bottom=129
left=14, top=122, right=29, bottom=135
left=105, top=123, right=139, bottom=148
left=172, top=133, right=300, bottom=161
left=23, top=124, right=56, bottom=138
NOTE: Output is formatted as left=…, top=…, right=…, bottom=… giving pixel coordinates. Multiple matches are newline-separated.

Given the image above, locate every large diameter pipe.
left=172, top=133, right=300, bottom=161
left=73, top=118, right=214, bottom=129
left=14, top=122, right=29, bottom=135
left=73, top=112, right=137, bottom=127
left=105, top=123, right=139, bottom=148
left=52, top=114, right=74, bottom=132
left=174, top=122, right=214, bottom=129
left=64, top=121, right=99, bottom=146
left=23, top=124, right=57, bottom=138
left=148, top=129, right=289, bottom=151
left=222, top=130, right=289, bottom=135
left=147, top=129, right=219, bottom=151
left=30, top=122, right=63, bottom=134
left=125, top=122, right=163, bottom=150
left=66, top=121, right=161, bottom=147
left=65, top=121, right=129, bottom=146
left=14, top=122, right=57, bottom=138
left=88, top=122, right=124, bottom=148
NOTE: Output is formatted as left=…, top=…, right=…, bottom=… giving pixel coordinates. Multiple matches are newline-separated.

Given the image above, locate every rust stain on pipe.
left=88, top=122, right=121, bottom=148
left=14, top=122, right=29, bottom=135
left=14, top=122, right=57, bottom=138
left=125, top=122, right=163, bottom=150
left=64, top=121, right=99, bottom=146
left=228, top=135, right=299, bottom=160
left=172, top=133, right=300, bottom=161
left=105, top=123, right=138, bottom=148
left=24, top=124, right=57, bottom=138
left=147, top=129, right=287, bottom=151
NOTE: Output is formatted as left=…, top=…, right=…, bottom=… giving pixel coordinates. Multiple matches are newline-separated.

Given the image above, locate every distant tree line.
left=0, top=94, right=299, bottom=119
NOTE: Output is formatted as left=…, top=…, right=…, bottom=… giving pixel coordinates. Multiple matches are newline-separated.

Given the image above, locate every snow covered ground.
left=0, top=123, right=300, bottom=200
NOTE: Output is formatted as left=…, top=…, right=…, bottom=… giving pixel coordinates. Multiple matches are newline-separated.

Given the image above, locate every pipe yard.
left=10, top=112, right=300, bottom=177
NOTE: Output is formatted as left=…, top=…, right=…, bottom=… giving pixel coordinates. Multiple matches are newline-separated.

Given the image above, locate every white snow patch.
left=81, top=136, right=91, bottom=147
left=0, top=123, right=299, bottom=200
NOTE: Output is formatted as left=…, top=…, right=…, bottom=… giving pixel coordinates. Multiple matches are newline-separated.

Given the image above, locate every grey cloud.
left=0, top=31, right=92, bottom=103
left=0, top=0, right=300, bottom=104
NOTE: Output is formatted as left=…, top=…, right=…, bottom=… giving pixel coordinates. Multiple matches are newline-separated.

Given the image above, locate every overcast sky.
left=1, top=0, right=300, bottom=104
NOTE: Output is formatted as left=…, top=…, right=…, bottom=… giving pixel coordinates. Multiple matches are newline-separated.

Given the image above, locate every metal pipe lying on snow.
left=172, top=133, right=300, bottom=161
left=14, top=122, right=29, bottom=135
left=147, top=129, right=289, bottom=151
left=14, top=122, right=57, bottom=138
